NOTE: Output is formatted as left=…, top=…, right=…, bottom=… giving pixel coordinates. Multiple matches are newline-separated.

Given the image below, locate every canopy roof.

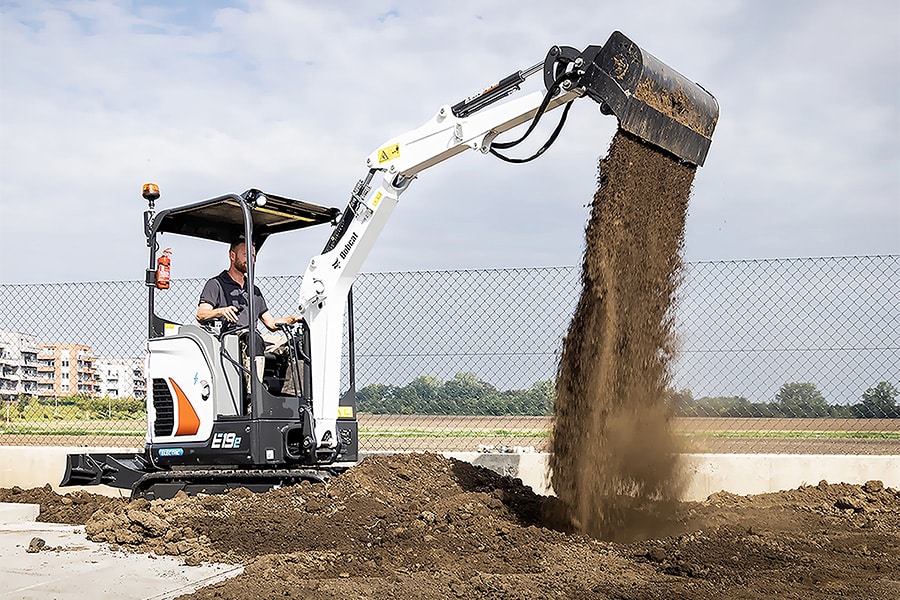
left=150, top=189, right=340, bottom=248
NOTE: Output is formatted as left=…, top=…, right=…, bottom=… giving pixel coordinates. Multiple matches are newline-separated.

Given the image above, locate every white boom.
left=297, top=87, right=582, bottom=449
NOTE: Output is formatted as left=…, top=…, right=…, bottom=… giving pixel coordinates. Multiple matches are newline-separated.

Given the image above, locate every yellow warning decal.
left=371, top=190, right=383, bottom=208
left=164, top=323, right=177, bottom=336
left=337, top=406, right=354, bottom=419
left=377, top=143, right=400, bottom=164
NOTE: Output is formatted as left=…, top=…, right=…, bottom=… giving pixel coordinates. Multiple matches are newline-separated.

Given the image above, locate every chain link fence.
left=1, top=255, right=897, bottom=454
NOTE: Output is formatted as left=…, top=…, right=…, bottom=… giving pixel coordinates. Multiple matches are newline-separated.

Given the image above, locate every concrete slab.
left=2, top=446, right=899, bottom=501
left=0, top=520, right=243, bottom=600
left=0, top=503, right=40, bottom=525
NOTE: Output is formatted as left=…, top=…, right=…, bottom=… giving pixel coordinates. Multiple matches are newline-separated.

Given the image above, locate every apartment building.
left=95, top=357, right=146, bottom=399
left=1, top=329, right=146, bottom=400
left=0, top=330, right=42, bottom=401
left=37, top=343, right=101, bottom=397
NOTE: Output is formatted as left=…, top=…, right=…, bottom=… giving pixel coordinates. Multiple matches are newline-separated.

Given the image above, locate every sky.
left=0, top=0, right=898, bottom=284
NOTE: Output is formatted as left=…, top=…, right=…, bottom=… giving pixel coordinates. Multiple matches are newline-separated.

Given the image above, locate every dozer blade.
left=553, top=31, right=719, bottom=166
left=60, top=452, right=149, bottom=491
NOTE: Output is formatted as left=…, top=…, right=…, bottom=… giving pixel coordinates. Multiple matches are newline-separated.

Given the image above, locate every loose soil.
left=2, top=453, right=899, bottom=599
left=552, top=131, right=694, bottom=539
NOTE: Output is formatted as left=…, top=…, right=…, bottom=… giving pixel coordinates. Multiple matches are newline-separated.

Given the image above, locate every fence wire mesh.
left=0, top=255, right=897, bottom=454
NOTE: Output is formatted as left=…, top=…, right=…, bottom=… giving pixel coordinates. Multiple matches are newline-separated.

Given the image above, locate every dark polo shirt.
left=199, top=270, right=268, bottom=333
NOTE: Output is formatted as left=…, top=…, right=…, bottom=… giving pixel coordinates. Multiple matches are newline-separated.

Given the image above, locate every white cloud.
left=0, top=0, right=898, bottom=284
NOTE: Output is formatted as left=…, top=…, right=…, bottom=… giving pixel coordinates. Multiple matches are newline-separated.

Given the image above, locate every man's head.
left=229, top=240, right=256, bottom=274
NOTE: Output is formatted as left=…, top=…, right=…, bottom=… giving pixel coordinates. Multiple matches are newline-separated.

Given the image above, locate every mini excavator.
left=62, top=31, right=718, bottom=499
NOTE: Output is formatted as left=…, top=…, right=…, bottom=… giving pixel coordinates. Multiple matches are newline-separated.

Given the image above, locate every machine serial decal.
left=376, top=143, right=400, bottom=163
left=371, top=190, right=383, bottom=207
left=211, top=432, right=242, bottom=449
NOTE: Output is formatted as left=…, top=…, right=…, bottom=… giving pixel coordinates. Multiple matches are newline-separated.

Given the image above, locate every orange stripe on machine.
left=170, top=378, right=201, bottom=436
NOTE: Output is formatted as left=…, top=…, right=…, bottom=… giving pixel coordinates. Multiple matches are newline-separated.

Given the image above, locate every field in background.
left=2, top=416, right=897, bottom=454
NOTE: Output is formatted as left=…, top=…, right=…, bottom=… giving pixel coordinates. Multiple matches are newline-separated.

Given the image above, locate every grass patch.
left=0, top=425, right=144, bottom=436
left=687, top=430, right=900, bottom=440
left=2, top=422, right=898, bottom=441
left=360, top=428, right=550, bottom=439
left=361, top=428, right=900, bottom=440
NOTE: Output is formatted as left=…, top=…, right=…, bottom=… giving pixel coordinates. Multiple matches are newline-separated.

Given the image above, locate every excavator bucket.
left=552, top=31, right=719, bottom=166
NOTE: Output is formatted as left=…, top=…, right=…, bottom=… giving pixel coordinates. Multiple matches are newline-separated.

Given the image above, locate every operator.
left=196, top=238, right=302, bottom=397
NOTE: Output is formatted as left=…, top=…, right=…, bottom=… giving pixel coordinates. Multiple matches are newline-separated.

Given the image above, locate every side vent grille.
left=152, top=378, right=175, bottom=437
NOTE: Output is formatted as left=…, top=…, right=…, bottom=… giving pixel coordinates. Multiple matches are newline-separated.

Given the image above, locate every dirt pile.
left=3, top=458, right=900, bottom=599
left=80, top=453, right=566, bottom=570
left=551, top=131, right=696, bottom=539
left=0, top=484, right=122, bottom=524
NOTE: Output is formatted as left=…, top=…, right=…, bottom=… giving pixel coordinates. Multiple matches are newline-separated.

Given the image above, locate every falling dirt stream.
left=551, top=130, right=696, bottom=540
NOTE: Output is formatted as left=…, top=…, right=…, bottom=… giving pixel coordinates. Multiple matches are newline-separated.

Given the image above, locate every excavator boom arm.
left=297, top=31, right=718, bottom=456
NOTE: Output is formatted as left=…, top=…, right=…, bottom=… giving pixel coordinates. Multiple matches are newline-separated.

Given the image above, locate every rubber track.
left=131, top=468, right=335, bottom=500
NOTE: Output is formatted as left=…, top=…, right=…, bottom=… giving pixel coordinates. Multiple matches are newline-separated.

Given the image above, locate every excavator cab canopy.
left=148, top=189, right=341, bottom=249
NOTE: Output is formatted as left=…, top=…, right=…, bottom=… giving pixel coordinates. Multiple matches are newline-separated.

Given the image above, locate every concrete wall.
left=0, top=447, right=143, bottom=497
left=2, top=446, right=898, bottom=500
left=450, top=452, right=900, bottom=500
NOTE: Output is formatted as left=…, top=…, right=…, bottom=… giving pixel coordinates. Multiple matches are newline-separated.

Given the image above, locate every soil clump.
left=551, top=131, right=695, bottom=539
left=3, top=454, right=899, bottom=599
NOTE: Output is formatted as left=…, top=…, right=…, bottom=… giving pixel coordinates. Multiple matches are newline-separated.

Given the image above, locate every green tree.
left=441, top=372, right=496, bottom=411
left=774, top=382, right=828, bottom=417
left=692, top=396, right=753, bottom=418
left=860, top=382, right=899, bottom=418
left=15, top=395, right=28, bottom=417
left=357, top=383, right=398, bottom=414
left=667, top=388, right=695, bottom=416
left=407, top=375, right=440, bottom=400
left=520, top=380, right=555, bottom=416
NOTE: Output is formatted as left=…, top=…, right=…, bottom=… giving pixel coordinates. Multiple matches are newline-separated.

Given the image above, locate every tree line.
left=672, top=381, right=900, bottom=419
left=357, top=373, right=554, bottom=416
left=6, top=378, right=897, bottom=419
left=357, top=375, right=900, bottom=418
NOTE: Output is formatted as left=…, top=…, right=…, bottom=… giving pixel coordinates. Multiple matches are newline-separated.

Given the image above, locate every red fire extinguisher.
left=156, top=248, right=172, bottom=289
